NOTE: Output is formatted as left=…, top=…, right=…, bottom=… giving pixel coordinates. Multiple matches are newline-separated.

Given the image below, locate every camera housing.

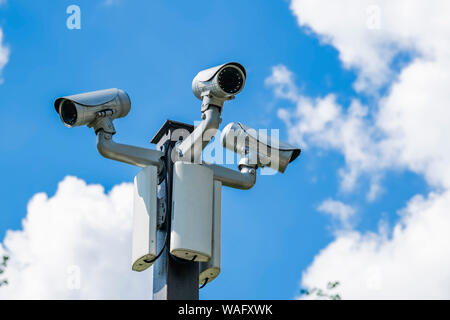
left=221, top=122, right=301, bottom=173
left=132, top=166, right=158, bottom=272
left=199, top=180, right=222, bottom=286
left=170, top=162, right=213, bottom=262
left=192, top=62, right=246, bottom=109
left=54, top=88, right=131, bottom=128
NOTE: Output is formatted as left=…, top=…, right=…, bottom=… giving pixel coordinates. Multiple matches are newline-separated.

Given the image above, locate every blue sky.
left=1, top=0, right=449, bottom=299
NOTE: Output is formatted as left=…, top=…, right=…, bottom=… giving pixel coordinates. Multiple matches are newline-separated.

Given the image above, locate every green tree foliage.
left=300, top=281, right=341, bottom=300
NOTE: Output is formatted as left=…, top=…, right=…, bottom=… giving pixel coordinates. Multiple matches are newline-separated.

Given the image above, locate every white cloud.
left=290, top=0, right=450, bottom=92
left=283, top=0, right=450, bottom=190
left=317, top=199, right=355, bottom=229
left=270, top=65, right=386, bottom=195
left=267, top=0, right=450, bottom=298
left=0, top=28, right=10, bottom=83
left=0, top=176, right=152, bottom=299
left=264, top=65, right=299, bottom=102
left=303, top=190, right=450, bottom=299
left=269, top=1, right=450, bottom=193
left=376, top=58, right=450, bottom=190
left=103, top=0, right=121, bottom=6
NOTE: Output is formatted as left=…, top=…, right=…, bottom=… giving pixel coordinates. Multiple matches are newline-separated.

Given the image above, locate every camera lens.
left=60, top=100, right=77, bottom=126
left=218, top=67, right=243, bottom=94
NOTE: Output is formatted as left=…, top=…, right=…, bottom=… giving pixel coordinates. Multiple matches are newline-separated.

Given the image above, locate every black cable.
left=166, top=142, right=190, bottom=266
left=166, top=144, right=194, bottom=266
left=165, top=144, right=172, bottom=236
left=142, top=144, right=171, bottom=265
left=199, top=278, right=209, bottom=289
left=148, top=144, right=201, bottom=267
left=143, top=232, right=167, bottom=264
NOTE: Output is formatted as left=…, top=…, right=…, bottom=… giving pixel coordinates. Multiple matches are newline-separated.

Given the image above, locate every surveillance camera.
left=192, top=62, right=246, bottom=109
left=54, top=88, right=131, bottom=128
left=221, top=122, right=301, bottom=173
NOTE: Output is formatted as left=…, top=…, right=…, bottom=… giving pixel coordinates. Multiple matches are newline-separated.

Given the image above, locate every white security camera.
left=221, top=122, right=301, bottom=173
left=177, top=62, right=246, bottom=162
left=192, top=62, right=246, bottom=110
left=54, top=88, right=163, bottom=170
left=54, top=88, right=131, bottom=128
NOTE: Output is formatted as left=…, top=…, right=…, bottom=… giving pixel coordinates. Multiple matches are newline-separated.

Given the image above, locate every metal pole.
left=152, top=121, right=199, bottom=300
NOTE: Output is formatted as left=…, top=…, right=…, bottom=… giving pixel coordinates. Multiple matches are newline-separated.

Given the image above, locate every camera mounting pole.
left=176, top=105, right=222, bottom=163
left=54, top=62, right=300, bottom=301
left=150, top=120, right=200, bottom=300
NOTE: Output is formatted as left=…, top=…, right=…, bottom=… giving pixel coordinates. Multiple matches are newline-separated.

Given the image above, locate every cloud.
left=0, top=176, right=152, bottom=299
left=264, top=65, right=299, bottom=102
left=303, top=190, right=450, bottom=299
left=269, top=65, right=385, bottom=196
left=289, top=0, right=450, bottom=92
left=317, top=199, right=355, bottom=229
left=0, top=28, right=10, bottom=83
left=376, top=58, right=450, bottom=190
left=267, top=0, right=450, bottom=298
left=103, top=0, right=121, bottom=6
left=269, top=1, right=450, bottom=194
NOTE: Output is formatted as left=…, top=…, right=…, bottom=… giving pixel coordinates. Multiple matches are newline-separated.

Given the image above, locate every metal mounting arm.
left=97, top=130, right=164, bottom=171
left=176, top=106, right=222, bottom=162
left=203, top=163, right=257, bottom=190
